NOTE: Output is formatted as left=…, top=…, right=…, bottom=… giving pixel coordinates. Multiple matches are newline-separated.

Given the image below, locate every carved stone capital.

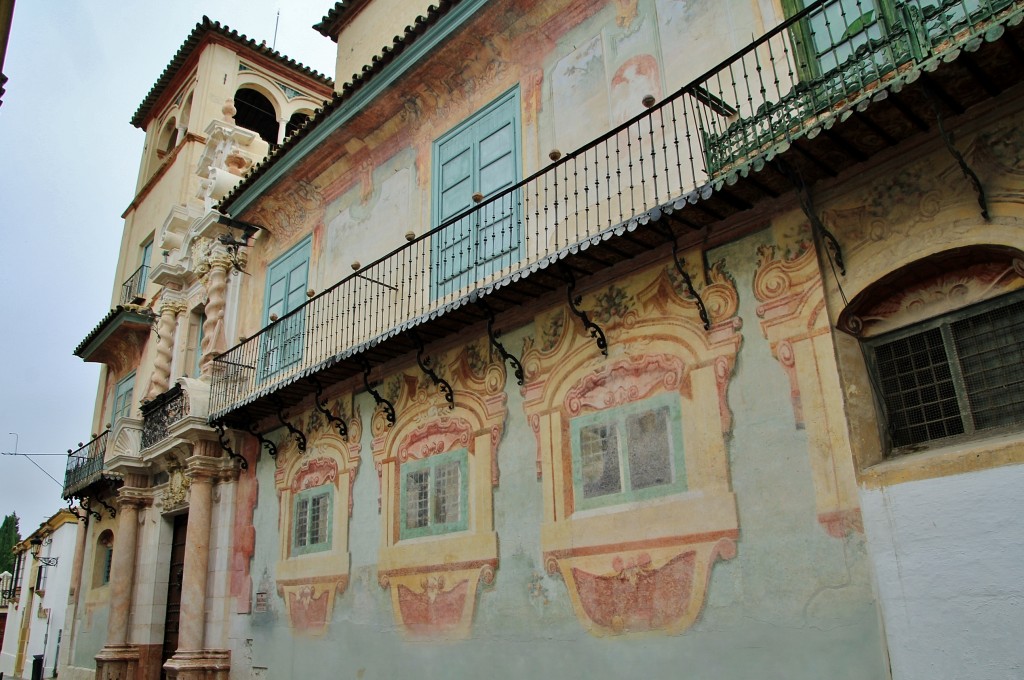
left=117, top=488, right=153, bottom=509
left=186, top=455, right=229, bottom=483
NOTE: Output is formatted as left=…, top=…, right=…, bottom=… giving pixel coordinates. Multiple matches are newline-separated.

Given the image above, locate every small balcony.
left=62, top=430, right=110, bottom=499
left=211, top=0, right=1024, bottom=425
left=120, top=264, right=150, bottom=306
left=140, top=378, right=214, bottom=456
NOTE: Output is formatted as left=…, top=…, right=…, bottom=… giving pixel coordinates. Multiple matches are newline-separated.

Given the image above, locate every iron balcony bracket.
left=660, top=224, right=711, bottom=330
left=273, top=401, right=307, bottom=453
left=214, top=420, right=249, bottom=469
left=97, top=491, right=117, bottom=519
left=67, top=498, right=86, bottom=522
left=478, top=298, right=525, bottom=385
left=314, top=379, right=349, bottom=439
left=80, top=497, right=102, bottom=522
left=245, top=422, right=278, bottom=459
left=775, top=156, right=846, bottom=276
left=559, top=262, right=609, bottom=357
left=412, top=332, right=455, bottom=409
left=362, top=359, right=396, bottom=427
left=922, top=82, right=989, bottom=221
left=38, top=557, right=58, bottom=567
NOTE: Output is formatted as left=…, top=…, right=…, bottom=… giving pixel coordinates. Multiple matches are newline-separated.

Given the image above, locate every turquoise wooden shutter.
left=260, top=237, right=311, bottom=379
left=432, top=88, right=520, bottom=298
left=112, top=372, right=136, bottom=422
left=138, top=240, right=154, bottom=296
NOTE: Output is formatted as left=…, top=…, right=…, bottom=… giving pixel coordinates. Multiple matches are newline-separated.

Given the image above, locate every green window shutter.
left=112, top=372, right=136, bottom=422
left=138, top=240, right=154, bottom=295
left=432, top=88, right=521, bottom=297
left=260, top=237, right=311, bottom=379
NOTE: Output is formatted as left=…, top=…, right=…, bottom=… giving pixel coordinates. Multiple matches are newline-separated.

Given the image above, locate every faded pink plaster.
left=231, top=438, right=260, bottom=614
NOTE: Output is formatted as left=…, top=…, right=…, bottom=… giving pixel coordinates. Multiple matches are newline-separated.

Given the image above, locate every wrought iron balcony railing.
left=119, top=264, right=150, bottom=306
left=141, top=384, right=188, bottom=449
left=211, top=0, right=1020, bottom=419
left=63, top=430, right=110, bottom=498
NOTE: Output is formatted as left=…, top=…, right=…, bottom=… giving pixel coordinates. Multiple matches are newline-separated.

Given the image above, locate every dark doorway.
left=161, top=514, right=188, bottom=677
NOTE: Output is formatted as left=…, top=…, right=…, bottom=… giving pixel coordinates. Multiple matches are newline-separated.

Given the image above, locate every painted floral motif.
left=540, top=313, right=565, bottom=352
left=465, top=340, right=488, bottom=377
left=592, top=284, right=635, bottom=325
left=528, top=571, right=551, bottom=608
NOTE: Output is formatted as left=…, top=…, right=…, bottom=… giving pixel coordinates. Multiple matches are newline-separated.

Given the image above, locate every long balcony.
left=62, top=430, right=110, bottom=499
left=211, top=0, right=1024, bottom=425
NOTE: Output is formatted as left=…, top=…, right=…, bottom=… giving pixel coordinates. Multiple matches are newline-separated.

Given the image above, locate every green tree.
left=0, top=512, right=21, bottom=574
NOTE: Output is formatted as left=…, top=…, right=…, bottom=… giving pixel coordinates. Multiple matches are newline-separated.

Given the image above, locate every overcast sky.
left=0, top=2, right=338, bottom=537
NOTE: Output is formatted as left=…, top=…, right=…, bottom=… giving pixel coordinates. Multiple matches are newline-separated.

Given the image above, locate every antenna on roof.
left=272, top=9, right=280, bottom=50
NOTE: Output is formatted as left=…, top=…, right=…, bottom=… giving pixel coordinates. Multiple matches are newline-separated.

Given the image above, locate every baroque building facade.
left=64, top=1, right=1024, bottom=679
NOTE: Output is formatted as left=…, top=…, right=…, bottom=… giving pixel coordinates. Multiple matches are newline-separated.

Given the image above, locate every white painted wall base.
left=860, top=463, right=1024, bottom=680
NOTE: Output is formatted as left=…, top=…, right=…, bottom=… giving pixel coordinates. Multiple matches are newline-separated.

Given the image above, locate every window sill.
left=860, top=430, right=1024, bottom=489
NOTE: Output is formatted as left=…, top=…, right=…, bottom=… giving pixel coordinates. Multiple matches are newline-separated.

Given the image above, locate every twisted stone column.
left=200, top=252, right=233, bottom=379
left=148, top=300, right=185, bottom=399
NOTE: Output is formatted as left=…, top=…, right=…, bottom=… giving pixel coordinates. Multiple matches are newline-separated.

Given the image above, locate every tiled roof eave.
left=220, top=0, right=465, bottom=213
left=131, top=16, right=334, bottom=129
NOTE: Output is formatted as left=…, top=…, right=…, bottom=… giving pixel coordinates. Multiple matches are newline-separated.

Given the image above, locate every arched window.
left=840, top=246, right=1024, bottom=455
left=93, top=530, right=114, bottom=588
left=157, top=117, right=178, bottom=157
left=284, top=111, right=312, bottom=140
left=234, top=88, right=279, bottom=145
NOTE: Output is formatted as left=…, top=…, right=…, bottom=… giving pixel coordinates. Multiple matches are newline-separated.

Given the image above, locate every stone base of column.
left=163, top=650, right=231, bottom=680
left=95, top=644, right=141, bottom=680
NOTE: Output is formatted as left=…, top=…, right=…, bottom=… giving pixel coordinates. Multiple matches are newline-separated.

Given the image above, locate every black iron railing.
left=120, top=264, right=150, bottom=305
left=62, top=430, right=110, bottom=499
left=141, top=384, right=188, bottom=449
left=211, top=0, right=1021, bottom=418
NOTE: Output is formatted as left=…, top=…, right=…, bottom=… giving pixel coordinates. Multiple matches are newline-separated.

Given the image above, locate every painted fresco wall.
left=219, top=0, right=1024, bottom=678
left=225, top=241, right=887, bottom=678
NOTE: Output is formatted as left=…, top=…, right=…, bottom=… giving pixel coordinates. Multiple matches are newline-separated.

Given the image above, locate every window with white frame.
left=570, top=392, right=687, bottom=511
left=865, top=290, right=1024, bottom=453
left=292, top=486, right=332, bottom=556
left=400, top=448, right=468, bottom=539
left=112, top=372, right=136, bottom=423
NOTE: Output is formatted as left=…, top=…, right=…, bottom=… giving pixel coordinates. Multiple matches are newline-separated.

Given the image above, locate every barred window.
left=292, top=487, right=332, bottom=555
left=867, top=291, right=1024, bottom=453
left=400, top=449, right=468, bottom=539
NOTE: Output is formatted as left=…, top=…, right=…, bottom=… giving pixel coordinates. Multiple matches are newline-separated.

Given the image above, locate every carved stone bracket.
left=559, top=262, right=608, bottom=356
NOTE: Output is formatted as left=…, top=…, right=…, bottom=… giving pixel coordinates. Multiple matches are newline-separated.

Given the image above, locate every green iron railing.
left=62, top=430, right=110, bottom=499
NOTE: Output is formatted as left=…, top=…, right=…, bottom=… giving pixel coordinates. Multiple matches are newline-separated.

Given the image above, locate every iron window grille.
left=865, top=290, right=1024, bottom=454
